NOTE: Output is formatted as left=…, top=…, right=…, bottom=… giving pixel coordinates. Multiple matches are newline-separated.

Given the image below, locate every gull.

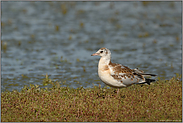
left=91, top=47, right=157, bottom=94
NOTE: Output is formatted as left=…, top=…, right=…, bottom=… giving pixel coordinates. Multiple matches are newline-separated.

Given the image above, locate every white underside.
left=98, top=70, right=146, bottom=88
left=98, top=70, right=127, bottom=88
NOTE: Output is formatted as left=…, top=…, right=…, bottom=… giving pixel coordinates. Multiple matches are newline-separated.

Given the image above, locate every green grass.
left=1, top=74, right=182, bottom=122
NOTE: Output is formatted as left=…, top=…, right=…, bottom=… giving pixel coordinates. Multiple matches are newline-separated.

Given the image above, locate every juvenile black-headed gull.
left=91, top=47, right=156, bottom=93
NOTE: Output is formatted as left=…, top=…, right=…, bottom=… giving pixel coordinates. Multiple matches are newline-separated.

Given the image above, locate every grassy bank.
left=1, top=75, right=182, bottom=122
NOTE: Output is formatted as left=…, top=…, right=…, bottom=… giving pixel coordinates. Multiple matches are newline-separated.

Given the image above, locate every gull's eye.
left=100, top=50, right=103, bottom=53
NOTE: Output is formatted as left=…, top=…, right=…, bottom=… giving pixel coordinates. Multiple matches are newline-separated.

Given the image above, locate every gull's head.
left=91, top=47, right=111, bottom=57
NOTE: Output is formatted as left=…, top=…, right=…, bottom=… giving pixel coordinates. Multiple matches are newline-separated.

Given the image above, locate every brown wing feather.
left=109, top=61, right=139, bottom=82
left=109, top=61, right=133, bottom=74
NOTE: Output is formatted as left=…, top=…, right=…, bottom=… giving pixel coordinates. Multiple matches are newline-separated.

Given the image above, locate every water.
left=1, top=1, right=182, bottom=92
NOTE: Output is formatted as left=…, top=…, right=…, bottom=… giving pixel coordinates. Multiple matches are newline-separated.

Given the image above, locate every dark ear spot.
left=106, top=50, right=108, bottom=54
left=100, top=51, right=103, bottom=53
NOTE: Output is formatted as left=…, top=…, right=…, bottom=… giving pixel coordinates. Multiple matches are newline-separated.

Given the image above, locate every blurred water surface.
left=1, top=1, right=182, bottom=92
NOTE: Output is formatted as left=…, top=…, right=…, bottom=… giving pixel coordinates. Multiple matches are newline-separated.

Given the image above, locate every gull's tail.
left=144, top=78, right=156, bottom=85
left=133, top=68, right=157, bottom=85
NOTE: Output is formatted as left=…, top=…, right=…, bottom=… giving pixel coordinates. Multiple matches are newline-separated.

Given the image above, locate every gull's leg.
left=117, top=88, right=119, bottom=95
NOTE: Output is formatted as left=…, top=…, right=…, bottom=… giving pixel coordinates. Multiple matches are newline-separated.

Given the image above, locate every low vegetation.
left=1, top=74, right=182, bottom=122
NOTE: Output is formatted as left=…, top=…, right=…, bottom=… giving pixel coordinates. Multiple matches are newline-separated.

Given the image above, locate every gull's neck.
left=98, top=55, right=111, bottom=70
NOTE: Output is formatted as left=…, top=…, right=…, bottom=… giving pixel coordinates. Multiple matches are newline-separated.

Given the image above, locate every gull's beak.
left=91, top=53, right=99, bottom=56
